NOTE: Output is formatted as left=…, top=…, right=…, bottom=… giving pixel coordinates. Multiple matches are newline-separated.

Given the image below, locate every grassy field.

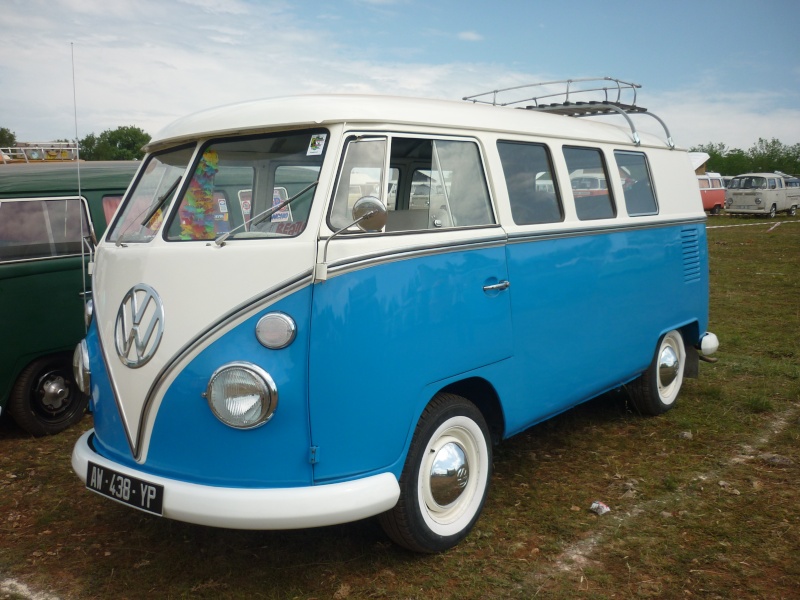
left=1, top=215, right=798, bottom=599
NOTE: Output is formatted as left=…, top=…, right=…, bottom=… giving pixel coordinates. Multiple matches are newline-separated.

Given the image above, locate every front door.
left=308, top=133, right=512, bottom=482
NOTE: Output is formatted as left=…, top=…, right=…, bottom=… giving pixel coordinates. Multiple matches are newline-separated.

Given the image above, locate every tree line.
left=690, top=138, right=800, bottom=177
left=3, top=124, right=799, bottom=175
left=1, top=125, right=150, bottom=161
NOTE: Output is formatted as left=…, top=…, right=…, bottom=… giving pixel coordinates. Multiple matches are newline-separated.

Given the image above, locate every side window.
left=0, top=197, right=90, bottom=262
left=427, top=139, right=493, bottom=228
left=329, top=137, right=387, bottom=230
left=711, top=178, right=723, bottom=189
left=497, top=141, right=563, bottom=225
left=614, top=151, right=658, bottom=216
left=698, top=178, right=710, bottom=189
left=102, top=194, right=124, bottom=224
left=563, top=146, right=616, bottom=220
left=768, top=178, right=777, bottom=189
left=330, top=136, right=494, bottom=232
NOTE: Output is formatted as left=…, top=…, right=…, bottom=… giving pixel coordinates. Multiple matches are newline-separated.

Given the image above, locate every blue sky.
left=2, top=0, right=799, bottom=150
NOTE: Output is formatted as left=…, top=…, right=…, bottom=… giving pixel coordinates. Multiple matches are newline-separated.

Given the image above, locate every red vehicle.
left=697, top=173, right=725, bottom=214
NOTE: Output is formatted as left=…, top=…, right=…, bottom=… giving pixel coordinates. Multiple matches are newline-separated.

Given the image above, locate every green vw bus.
left=0, top=161, right=138, bottom=435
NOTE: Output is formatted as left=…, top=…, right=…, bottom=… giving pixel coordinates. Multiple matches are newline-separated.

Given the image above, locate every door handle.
left=483, top=280, right=510, bottom=292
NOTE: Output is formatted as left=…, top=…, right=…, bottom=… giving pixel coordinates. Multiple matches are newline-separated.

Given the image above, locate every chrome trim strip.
left=506, top=217, right=706, bottom=244
left=0, top=252, right=94, bottom=266
left=324, top=234, right=509, bottom=279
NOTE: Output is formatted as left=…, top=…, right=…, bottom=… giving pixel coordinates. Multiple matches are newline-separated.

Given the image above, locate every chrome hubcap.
left=41, top=375, right=69, bottom=411
left=658, top=346, right=679, bottom=387
left=429, top=441, right=469, bottom=506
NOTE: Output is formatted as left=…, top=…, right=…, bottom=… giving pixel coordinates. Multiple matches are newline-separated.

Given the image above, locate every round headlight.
left=73, top=339, right=91, bottom=394
left=256, top=312, right=297, bottom=349
left=204, top=362, right=277, bottom=429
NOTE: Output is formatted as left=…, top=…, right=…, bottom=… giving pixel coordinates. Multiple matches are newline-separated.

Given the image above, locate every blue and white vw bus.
left=72, top=79, right=718, bottom=553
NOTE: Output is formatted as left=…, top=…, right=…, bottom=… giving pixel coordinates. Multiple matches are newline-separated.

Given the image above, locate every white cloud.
left=1, top=0, right=797, bottom=151
left=651, top=89, right=800, bottom=149
left=458, top=31, right=484, bottom=42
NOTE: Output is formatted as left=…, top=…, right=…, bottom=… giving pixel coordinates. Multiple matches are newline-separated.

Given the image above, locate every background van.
left=0, top=161, right=137, bottom=435
left=697, top=172, right=726, bottom=214
left=726, top=172, right=799, bottom=217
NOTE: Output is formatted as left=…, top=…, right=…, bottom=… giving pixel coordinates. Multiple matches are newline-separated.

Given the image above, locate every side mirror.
left=352, top=196, right=387, bottom=232
left=315, top=196, right=388, bottom=282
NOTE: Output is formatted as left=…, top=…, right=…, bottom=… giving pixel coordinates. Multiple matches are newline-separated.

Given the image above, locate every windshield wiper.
left=115, top=176, right=181, bottom=247
left=140, top=177, right=181, bottom=227
left=214, top=180, right=319, bottom=246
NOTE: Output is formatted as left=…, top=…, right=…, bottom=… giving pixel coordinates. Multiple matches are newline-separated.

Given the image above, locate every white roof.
left=689, top=152, right=710, bottom=170
left=147, top=94, right=678, bottom=152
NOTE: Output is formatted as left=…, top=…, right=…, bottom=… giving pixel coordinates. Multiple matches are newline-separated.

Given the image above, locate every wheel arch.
left=656, top=322, right=700, bottom=380
left=674, top=320, right=700, bottom=347
left=437, top=376, right=505, bottom=444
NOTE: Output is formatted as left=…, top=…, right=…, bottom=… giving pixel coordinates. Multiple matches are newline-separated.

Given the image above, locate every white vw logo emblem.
left=114, top=284, right=165, bottom=368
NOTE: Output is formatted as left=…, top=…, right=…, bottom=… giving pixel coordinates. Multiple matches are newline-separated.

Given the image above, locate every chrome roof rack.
left=463, top=77, right=674, bottom=149
left=0, top=142, right=79, bottom=164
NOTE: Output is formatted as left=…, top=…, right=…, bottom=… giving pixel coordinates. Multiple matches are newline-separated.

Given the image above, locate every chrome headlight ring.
left=203, top=362, right=278, bottom=429
left=73, top=339, right=91, bottom=394
left=84, top=297, right=94, bottom=328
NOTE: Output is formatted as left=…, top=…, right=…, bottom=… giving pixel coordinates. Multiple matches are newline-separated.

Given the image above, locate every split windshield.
left=108, top=129, right=327, bottom=244
left=728, top=176, right=767, bottom=190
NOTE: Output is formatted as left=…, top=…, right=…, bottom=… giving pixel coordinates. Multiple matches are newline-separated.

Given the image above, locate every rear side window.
left=497, top=141, right=563, bottom=225
left=563, top=147, right=616, bottom=220
left=0, top=197, right=90, bottom=262
left=614, top=151, right=658, bottom=216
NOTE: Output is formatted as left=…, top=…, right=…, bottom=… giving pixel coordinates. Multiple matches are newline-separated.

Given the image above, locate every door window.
left=329, top=136, right=494, bottom=232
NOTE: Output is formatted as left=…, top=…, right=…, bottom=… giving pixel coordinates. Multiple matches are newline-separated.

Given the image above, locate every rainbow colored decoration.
left=179, top=149, right=219, bottom=240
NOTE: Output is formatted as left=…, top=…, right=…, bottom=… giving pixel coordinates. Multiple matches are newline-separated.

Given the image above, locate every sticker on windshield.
left=271, top=187, right=291, bottom=222
left=307, top=134, right=327, bottom=156
left=238, top=189, right=252, bottom=221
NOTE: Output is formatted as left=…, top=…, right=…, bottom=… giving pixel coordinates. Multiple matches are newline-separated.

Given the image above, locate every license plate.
left=86, top=461, right=164, bottom=516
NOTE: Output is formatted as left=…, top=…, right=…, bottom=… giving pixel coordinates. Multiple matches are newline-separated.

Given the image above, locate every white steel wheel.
left=628, top=330, right=686, bottom=416
left=379, top=393, right=491, bottom=553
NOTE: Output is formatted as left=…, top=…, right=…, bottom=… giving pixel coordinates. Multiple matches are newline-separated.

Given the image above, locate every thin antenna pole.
left=71, top=43, right=81, bottom=174
left=72, top=42, right=89, bottom=333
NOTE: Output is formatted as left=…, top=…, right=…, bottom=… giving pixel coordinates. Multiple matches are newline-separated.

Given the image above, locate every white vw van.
left=726, top=172, right=800, bottom=217
left=71, top=79, right=718, bottom=553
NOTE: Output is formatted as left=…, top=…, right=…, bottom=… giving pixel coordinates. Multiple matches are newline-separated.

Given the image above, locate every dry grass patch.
left=1, top=216, right=798, bottom=599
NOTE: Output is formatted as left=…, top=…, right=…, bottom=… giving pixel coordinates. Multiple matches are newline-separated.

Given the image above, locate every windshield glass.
left=730, top=176, right=767, bottom=190
left=166, top=130, right=327, bottom=241
left=108, top=146, right=194, bottom=244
